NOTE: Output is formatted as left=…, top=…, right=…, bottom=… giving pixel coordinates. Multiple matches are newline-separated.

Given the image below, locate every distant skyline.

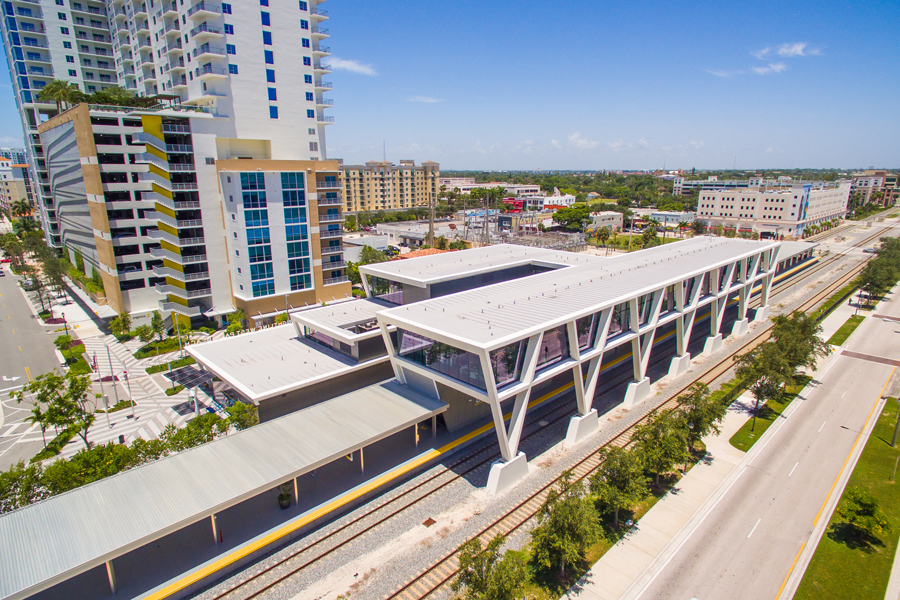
left=1, top=0, right=898, bottom=170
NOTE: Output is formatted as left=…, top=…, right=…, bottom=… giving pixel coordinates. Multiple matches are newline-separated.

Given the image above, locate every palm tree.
left=10, top=198, right=32, bottom=220
left=37, top=79, right=82, bottom=114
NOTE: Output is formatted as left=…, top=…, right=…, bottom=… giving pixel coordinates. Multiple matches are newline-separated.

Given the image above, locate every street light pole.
left=106, top=345, right=120, bottom=408
left=174, top=312, right=184, bottom=358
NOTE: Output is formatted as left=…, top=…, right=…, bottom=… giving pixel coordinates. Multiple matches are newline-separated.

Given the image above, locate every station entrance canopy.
left=0, top=382, right=446, bottom=600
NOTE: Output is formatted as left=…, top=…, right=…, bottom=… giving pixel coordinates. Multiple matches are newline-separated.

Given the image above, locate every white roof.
left=359, top=244, right=599, bottom=288
left=379, top=238, right=779, bottom=351
left=0, top=382, right=446, bottom=600
left=291, top=298, right=393, bottom=344
left=187, top=324, right=386, bottom=403
left=777, top=240, right=819, bottom=261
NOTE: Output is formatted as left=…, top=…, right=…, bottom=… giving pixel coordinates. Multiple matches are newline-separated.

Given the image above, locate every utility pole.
left=428, top=191, right=435, bottom=247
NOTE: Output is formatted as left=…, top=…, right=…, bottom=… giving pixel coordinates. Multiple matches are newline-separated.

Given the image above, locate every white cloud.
left=765, top=147, right=775, bottom=153
left=550, top=139, right=562, bottom=150
left=707, top=69, right=745, bottom=78
left=0, top=136, right=21, bottom=145
left=637, top=137, right=651, bottom=149
left=607, top=138, right=624, bottom=150
left=568, top=132, right=599, bottom=150
left=327, top=57, right=377, bottom=76
left=751, top=47, right=771, bottom=60
left=688, top=140, right=705, bottom=149
left=472, top=140, right=500, bottom=155
left=777, top=42, right=807, bottom=57
left=753, top=62, right=788, bottom=75
left=407, top=96, right=442, bottom=103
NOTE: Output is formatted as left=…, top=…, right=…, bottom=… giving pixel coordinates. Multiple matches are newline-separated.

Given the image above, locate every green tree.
left=452, top=534, right=527, bottom=600
left=858, top=259, right=896, bottom=304
left=226, top=308, right=246, bottom=334
left=346, top=261, right=361, bottom=286
left=13, top=372, right=98, bottom=449
left=150, top=310, right=166, bottom=342
left=37, top=79, right=83, bottom=113
left=53, top=335, right=74, bottom=353
left=0, top=461, right=48, bottom=514
left=595, top=226, right=611, bottom=247
left=835, top=486, right=892, bottom=542
left=552, top=204, right=591, bottom=232
left=641, top=224, right=659, bottom=248
left=632, top=412, right=690, bottom=487
left=678, top=383, right=727, bottom=450
left=531, top=470, right=600, bottom=578
left=226, top=402, right=259, bottom=431
left=134, top=324, right=154, bottom=343
left=359, top=245, right=389, bottom=265
left=41, top=254, right=68, bottom=296
left=10, top=198, right=32, bottom=219
left=590, top=446, right=648, bottom=528
left=734, top=341, right=791, bottom=432
left=769, top=312, right=830, bottom=377
left=109, top=312, right=132, bottom=338
left=91, top=266, right=103, bottom=289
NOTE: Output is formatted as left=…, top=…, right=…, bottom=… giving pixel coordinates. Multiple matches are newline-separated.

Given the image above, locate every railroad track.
left=386, top=259, right=870, bottom=600
left=203, top=230, right=882, bottom=600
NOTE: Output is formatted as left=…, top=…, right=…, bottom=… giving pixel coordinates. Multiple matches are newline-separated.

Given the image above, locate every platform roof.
left=359, top=244, right=600, bottom=288
left=777, top=240, right=819, bottom=261
left=291, top=298, right=394, bottom=344
left=186, top=324, right=385, bottom=403
left=0, top=381, right=447, bottom=600
left=379, top=237, right=779, bottom=350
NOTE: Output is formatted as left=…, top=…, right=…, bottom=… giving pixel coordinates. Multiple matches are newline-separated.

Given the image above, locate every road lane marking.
left=18, top=346, right=21, bottom=352
left=841, top=390, right=846, bottom=398
left=776, top=542, right=806, bottom=599
left=818, top=421, right=826, bottom=432
left=789, top=462, right=799, bottom=477
left=813, top=367, right=895, bottom=527
left=748, top=518, right=761, bottom=538
left=24, top=367, right=31, bottom=382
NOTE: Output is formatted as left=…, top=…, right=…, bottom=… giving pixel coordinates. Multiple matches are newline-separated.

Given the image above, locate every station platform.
left=0, top=381, right=446, bottom=600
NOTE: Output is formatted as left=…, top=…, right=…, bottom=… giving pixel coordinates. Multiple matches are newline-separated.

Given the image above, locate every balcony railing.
left=195, top=65, right=227, bottom=77
left=319, top=213, right=344, bottom=222
left=167, top=163, right=195, bottom=172
left=322, top=261, right=346, bottom=269
left=319, top=229, right=342, bottom=239
left=310, top=26, right=329, bottom=36
left=166, top=143, right=193, bottom=153
left=317, top=180, right=340, bottom=188
left=323, top=275, right=349, bottom=286
left=186, top=2, right=220, bottom=18
left=192, top=45, right=225, bottom=58
left=172, top=182, right=198, bottom=190
left=317, top=196, right=342, bottom=205
left=190, top=23, right=221, bottom=37
left=159, top=301, right=202, bottom=317
left=320, top=244, right=343, bottom=254
left=162, top=123, right=190, bottom=133
left=312, top=44, right=330, bottom=53
left=317, top=115, right=335, bottom=123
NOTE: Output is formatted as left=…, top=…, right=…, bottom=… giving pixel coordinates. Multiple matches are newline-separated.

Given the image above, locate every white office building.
left=696, top=181, right=850, bottom=238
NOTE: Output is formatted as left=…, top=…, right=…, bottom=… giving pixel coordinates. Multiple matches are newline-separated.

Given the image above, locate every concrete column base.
left=702, top=334, right=723, bottom=356
left=668, top=353, right=692, bottom=378
left=564, top=409, right=599, bottom=448
left=486, top=452, right=529, bottom=495
left=754, top=305, right=770, bottom=322
left=730, top=318, right=749, bottom=337
left=623, top=377, right=651, bottom=409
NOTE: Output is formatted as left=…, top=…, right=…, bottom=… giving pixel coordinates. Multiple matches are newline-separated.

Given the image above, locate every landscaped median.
left=794, top=399, right=900, bottom=600
left=729, top=376, right=812, bottom=452
left=827, top=315, right=865, bottom=346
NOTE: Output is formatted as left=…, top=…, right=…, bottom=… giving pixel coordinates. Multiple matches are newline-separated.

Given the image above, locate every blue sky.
left=2, top=0, right=898, bottom=170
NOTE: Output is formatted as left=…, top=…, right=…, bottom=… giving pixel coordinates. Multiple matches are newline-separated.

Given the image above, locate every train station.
left=0, top=238, right=819, bottom=600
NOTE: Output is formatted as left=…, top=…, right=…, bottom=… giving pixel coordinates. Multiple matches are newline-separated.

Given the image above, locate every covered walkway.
left=0, top=381, right=446, bottom=600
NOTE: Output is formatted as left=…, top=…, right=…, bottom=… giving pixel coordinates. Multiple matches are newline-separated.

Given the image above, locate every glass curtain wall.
left=490, top=340, right=526, bottom=388
left=536, top=325, right=569, bottom=370
left=367, top=276, right=403, bottom=304
left=396, top=329, right=486, bottom=390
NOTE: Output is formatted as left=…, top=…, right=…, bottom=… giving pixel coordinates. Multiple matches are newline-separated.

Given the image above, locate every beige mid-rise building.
left=341, top=160, right=439, bottom=212
left=0, top=158, right=36, bottom=216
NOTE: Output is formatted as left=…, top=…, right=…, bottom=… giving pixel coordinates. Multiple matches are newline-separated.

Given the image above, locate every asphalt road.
left=0, top=266, right=64, bottom=468
left=634, top=287, right=900, bottom=600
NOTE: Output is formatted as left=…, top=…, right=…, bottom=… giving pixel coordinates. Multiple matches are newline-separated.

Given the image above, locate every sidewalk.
left=564, top=395, right=752, bottom=600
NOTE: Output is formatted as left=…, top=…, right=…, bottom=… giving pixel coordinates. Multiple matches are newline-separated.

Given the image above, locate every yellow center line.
left=24, top=366, right=32, bottom=382
left=18, top=346, right=22, bottom=352
left=144, top=262, right=814, bottom=600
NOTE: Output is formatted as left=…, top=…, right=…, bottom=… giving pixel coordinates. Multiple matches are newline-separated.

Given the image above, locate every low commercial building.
left=850, top=170, right=898, bottom=206
left=341, top=160, right=440, bottom=212
left=589, top=211, right=624, bottom=231
left=696, top=181, right=850, bottom=238
left=650, top=211, right=695, bottom=227
left=438, top=177, right=542, bottom=198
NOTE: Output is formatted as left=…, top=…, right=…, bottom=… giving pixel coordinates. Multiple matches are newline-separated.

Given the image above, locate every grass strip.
left=794, top=400, right=900, bottom=600
left=30, top=425, right=79, bottom=462
left=134, top=337, right=186, bottom=359
left=827, top=315, right=865, bottom=346
left=812, top=279, right=862, bottom=321
left=146, top=356, right=196, bottom=375
left=729, top=375, right=812, bottom=452
left=165, top=385, right=185, bottom=396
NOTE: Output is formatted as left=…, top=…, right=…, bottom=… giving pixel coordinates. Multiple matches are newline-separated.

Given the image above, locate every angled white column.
left=669, top=274, right=703, bottom=377
left=565, top=309, right=612, bottom=446
left=624, top=289, right=663, bottom=408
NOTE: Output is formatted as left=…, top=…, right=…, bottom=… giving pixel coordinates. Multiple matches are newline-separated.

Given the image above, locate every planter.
left=278, top=495, right=291, bottom=510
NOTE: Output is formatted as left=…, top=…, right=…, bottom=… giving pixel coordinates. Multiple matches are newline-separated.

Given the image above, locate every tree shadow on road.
left=826, top=522, right=885, bottom=553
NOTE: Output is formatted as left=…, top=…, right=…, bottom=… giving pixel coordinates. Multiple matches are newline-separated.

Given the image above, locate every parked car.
left=0, top=269, right=5, bottom=277
left=863, top=248, right=877, bottom=254
left=0, top=257, right=11, bottom=263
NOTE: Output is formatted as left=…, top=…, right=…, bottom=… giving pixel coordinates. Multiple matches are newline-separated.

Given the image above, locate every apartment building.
left=850, top=170, right=898, bottom=206
left=0, top=158, right=36, bottom=213
left=0, top=148, right=29, bottom=164
left=0, top=0, right=121, bottom=248
left=38, top=103, right=348, bottom=323
left=341, top=160, right=439, bottom=212
left=696, top=181, right=851, bottom=238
